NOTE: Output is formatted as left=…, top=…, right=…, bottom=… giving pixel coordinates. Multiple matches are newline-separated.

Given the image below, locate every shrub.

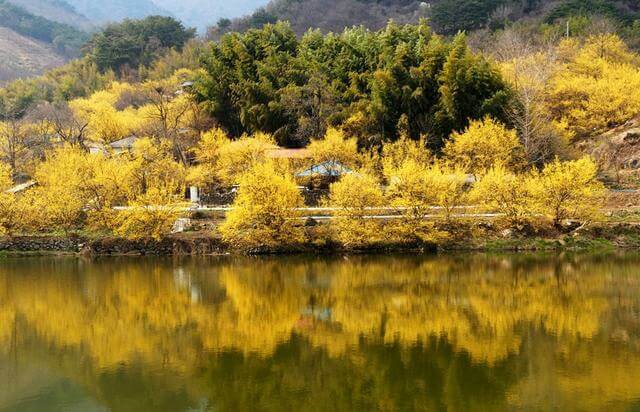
left=424, top=163, right=469, bottom=221
left=471, top=164, right=536, bottom=228
left=219, top=162, right=305, bottom=250
left=308, top=128, right=360, bottom=168
left=328, top=172, right=386, bottom=247
left=0, top=163, right=21, bottom=235
left=530, top=157, right=606, bottom=226
left=444, top=117, right=523, bottom=177
left=381, top=136, right=431, bottom=181
left=386, top=160, right=465, bottom=241
left=32, top=146, right=91, bottom=234
left=115, top=188, right=185, bottom=241
left=548, top=35, right=640, bottom=138
left=216, top=133, right=275, bottom=186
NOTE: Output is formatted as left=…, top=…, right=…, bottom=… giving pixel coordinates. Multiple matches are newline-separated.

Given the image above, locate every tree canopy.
left=195, top=21, right=511, bottom=149
left=86, top=15, right=196, bottom=73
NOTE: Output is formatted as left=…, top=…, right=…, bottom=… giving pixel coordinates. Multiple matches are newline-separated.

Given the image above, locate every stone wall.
left=0, top=236, right=84, bottom=252
left=86, top=236, right=227, bottom=255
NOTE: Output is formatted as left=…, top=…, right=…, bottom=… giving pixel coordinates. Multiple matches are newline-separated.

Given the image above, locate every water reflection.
left=1, top=253, right=640, bottom=411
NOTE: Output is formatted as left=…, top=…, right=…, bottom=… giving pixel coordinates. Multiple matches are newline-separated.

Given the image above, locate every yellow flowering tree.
left=308, top=128, right=360, bottom=168
left=138, top=71, right=200, bottom=163
left=386, top=160, right=433, bottom=219
left=425, top=163, right=469, bottom=221
left=32, top=146, right=92, bottom=233
left=129, top=137, right=186, bottom=195
left=30, top=188, right=85, bottom=235
left=547, top=34, right=640, bottom=139
left=0, top=163, right=12, bottom=190
left=530, top=157, right=606, bottom=226
left=328, top=172, right=386, bottom=247
left=0, top=163, right=21, bottom=235
left=84, top=154, right=137, bottom=230
left=444, top=117, right=523, bottom=177
left=219, top=162, right=305, bottom=250
left=28, top=145, right=155, bottom=234
left=115, top=188, right=186, bottom=241
left=69, top=82, right=145, bottom=144
left=386, top=160, right=466, bottom=240
left=216, top=133, right=276, bottom=186
left=381, top=136, right=431, bottom=181
left=189, top=128, right=231, bottom=188
left=471, top=164, right=536, bottom=228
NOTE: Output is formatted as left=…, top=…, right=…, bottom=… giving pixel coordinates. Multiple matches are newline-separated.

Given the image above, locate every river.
left=0, top=253, right=639, bottom=411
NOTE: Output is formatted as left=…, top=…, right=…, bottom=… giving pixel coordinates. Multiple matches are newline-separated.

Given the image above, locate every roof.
left=109, top=136, right=139, bottom=149
left=296, top=160, right=353, bottom=177
left=6, top=180, right=37, bottom=194
left=266, top=148, right=312, bottom=159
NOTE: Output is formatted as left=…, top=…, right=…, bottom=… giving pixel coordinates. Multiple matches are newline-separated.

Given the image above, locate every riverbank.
left=1, top=222, right=640, bottom=256
left=0, top=233, right=227, bottom=256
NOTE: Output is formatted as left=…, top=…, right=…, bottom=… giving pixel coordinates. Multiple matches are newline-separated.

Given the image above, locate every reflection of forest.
left=1, top=254, right=640, bottom=410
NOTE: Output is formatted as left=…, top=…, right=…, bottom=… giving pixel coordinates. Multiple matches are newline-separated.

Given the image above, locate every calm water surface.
left=1, top=253, right=640, bottom=411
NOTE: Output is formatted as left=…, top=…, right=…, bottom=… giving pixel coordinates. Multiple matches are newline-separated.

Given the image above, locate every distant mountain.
left=0, top=0, right=89, bottom=55
left=0, top=26, right=65, bottom=84
left=65, top=0, right=171, bottom=23
left=151, top=0, right=269, bottom=32
left=0, top=0, right=89, bottom=82
left=6, top=0, right=94, bottom=30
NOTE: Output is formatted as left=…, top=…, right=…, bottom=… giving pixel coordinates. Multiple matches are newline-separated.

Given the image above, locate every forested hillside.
left=0, top=14, right=639, bottom=243
left=12, top=0, right=640, bottom=84
left=209, top=0, right=425, bottom=37
left=85, top=16, right=196, bottom=74
left=0, top=15, right=195, bottom=115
